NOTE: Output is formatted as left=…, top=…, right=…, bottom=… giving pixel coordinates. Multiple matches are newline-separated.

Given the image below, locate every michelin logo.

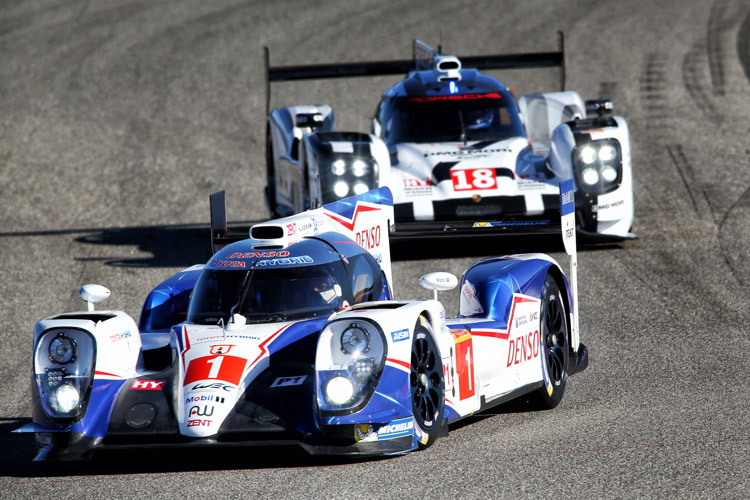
left=376, top=417, right=414, bottom=440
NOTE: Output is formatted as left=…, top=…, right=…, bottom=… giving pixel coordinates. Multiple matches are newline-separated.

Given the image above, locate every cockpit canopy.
left=377, top=91, right=525, bottom=145
left=187, top=244, right=383, bottom=325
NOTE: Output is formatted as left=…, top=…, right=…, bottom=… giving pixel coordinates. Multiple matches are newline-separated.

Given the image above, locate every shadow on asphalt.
left=5, top=417, right=388, bottom=478
left=1, top=223, right=627, bottom=269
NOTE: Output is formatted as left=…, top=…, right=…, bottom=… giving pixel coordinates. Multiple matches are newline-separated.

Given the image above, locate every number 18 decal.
left=184, top=355, right=246, bottom=385
left=451, top=168, right=497, bottom=191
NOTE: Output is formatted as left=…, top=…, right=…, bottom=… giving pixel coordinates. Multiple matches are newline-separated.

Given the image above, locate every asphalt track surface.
left=2, top=0, right=750, bottom=498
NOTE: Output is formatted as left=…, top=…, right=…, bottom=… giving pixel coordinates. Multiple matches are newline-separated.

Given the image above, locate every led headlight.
left=334, top=181, right=349, bottom=198
left=598, top=144, right=617, bottom=162
left=34, top=328, right=95, bottom=421
left=601, top=165, right=618, bottom=183
left=325, top=376, right=355, bottom=405
left=316, top=319, right=387, bottom=414
left=582, top=168, right=599, bottom=186
left=353, top=182, right=369, bottom=195
left=332, top=159, right=346, bottom=176
left=48, top=333, right=77, bottom=364
left=352, top=159, right=367, bottom=177
left=572, top=139, right=622, bottom=194
left=52, top=383, right=81, bottom=413
left=580, top=146, right=597, bottom=165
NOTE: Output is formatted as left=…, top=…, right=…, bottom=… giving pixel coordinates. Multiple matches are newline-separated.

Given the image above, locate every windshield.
left=187, top=261, right=354, bottom=325
left=380, top=93, right=525, bottom=145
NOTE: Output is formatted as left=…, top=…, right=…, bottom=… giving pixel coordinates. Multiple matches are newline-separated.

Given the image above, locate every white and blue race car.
left=266, top=34, right=635, bottom=241
left=16, top=184, right=587, bottom=460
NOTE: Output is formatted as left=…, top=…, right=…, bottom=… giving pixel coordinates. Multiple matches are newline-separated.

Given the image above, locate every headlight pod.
left=572, top=139, right=622, bottom=194
left=34, top=328, right=95, bottom=421
left=316, top=319, right=386, bottom=414
left=322, top=156, right=379, bottom=201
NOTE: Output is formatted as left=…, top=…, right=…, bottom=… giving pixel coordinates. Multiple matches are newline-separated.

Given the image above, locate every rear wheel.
left=410, top=319, right=444, bottom=449
left=533, top=273, right=569, bottom=409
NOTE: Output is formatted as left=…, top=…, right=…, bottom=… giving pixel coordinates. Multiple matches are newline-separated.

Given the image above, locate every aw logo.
left=188, top=405, right=214, bottom=418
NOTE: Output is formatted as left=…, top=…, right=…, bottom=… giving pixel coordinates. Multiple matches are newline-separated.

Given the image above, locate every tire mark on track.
left=707, top=0, right=728, bottom=96
left=738, top=3, right=750, bottom=85
left=666, top=144, right=713, bottom=222
left=638, top=53, right=669, bottom=140
left=683, top=39, right=722, bottom=124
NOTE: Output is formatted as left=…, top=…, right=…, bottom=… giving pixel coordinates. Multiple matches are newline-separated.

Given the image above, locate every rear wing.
left=264, top=32, right=565, bottom=115
left=210, top=187, right=395, bottom=292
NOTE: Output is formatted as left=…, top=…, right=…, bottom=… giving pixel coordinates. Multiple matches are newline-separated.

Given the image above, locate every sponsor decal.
left=190, top=382, right=235, bottom=392
left=593, top=199, right=625, bottom=212
left=271, top=375, right=307, bottom=388
left=423, top=148, right=511, bottom=157
left=407, top=92, right=502, bottom=103
left=391, top=329, right=410, bottom=342
left=450, top=329, right=475, bottom=400
left=187, top=419, right=211, bottom=427
left=257, top=256, right=313, bottom=266
left=227, top=251, right=291, bottom=258
left=211, top=259, right=246, bottom=268
left=376, top=417, right=414, bottom=440
left=355, top=424, right=376, bottom=442
left=188, top=405, right=214, bottom=417
left=110, top=330, right=132, bottom=342
left=561, top=191, right=575, bottom=205
left=356, top=225, right=381, bottom=250
left=185, top=394, right=225, bottom=404
left=209, top=345, right=233, bottom=355
left=514, top=311, right=538, bottom=329
left=507, top=330, right=541, bottom=367
left=286, top=223, right=296, bottom=236
left=184, top=355, right=247, bottom=386
left=131, top=380, right=166, bottom=390
left=451, top=168, right=498, bottom=191
left=403, top=178, right=433, bottom=198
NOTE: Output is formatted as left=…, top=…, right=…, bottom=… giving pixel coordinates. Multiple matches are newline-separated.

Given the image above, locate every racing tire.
left=265, top=124, right=278, bottom=218
left=410, top=319, right=445, bottom=449
left=533, top=273, right=569, bottom=409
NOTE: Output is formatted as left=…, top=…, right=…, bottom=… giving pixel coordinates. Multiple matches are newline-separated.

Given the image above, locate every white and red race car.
left=16, top=184, right=587, bottom=460
left=265, top=34, right=635, bottom=241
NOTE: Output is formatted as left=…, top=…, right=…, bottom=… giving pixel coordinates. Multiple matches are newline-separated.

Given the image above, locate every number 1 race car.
left=16, top=184, right=587, bottom=461
left=265, top=33, right=635, bottom=241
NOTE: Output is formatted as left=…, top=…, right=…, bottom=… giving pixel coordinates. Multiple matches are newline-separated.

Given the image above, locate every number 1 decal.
left=206, top=356, right=223, bottom=379
left=183, top=354, right=246, bottom=386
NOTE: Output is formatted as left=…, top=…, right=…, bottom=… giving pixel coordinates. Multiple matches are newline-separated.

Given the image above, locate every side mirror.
left=79, top=284, right=111, bottom=312
left=295, top=113, right=324, bottom=129
left=585, top=98, right=613, bottom=117
left=419, top=272, right=458, bottom=300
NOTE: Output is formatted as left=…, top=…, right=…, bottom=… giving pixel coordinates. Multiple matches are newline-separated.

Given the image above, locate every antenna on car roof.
left=438, top=28, right=443, bottom=55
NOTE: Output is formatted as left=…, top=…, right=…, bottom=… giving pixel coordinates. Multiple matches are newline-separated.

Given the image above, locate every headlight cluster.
left=327, top=156, right=378, bottom=200
left=315, top=319, right=386, bottom=413
left=572, top=139, right=622, bottom=194
left=34, top=329, right=95, bottom=420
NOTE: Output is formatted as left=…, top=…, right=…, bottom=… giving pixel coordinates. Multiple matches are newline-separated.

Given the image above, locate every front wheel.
left=410, top=320, right=444, bottom=449
left=533, top=273, right=569, bottom=409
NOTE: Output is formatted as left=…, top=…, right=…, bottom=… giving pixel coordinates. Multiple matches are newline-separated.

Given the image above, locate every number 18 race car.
left=265, top=33, right=635, bottom=241
left=16, top=184, right=587, bottom=461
